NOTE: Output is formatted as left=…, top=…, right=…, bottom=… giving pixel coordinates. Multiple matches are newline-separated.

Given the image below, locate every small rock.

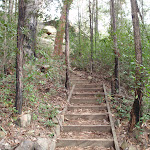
left=4, top=143, right=11, bottom=150
left=121, top=141, right=128, bottom=150
left=27, top=130, right=35, bottom=135
left=34, top=138, right=51, bottom=150
left=128, top=145, right=137, bottom=150
left=16, top=114, right=31, bottom=127
left=15, top=140, right=34, bottom=150
left=88, top=76, right=92, bottom=80
left=52, top=118, right=58, bottom=124
left=0, top=131, right=5, bottom=139
left=114, top=119, right=121, bottom=127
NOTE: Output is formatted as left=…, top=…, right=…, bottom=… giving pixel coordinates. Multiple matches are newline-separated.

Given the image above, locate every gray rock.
left=88, top=76, right=92, bottom=80
left=114, top=119, right=121, bottom=127
left=4, top=143, right=11, bottom=150
left=0, top=131, right=5, bottom=139
left=34, top=138, right=51, bottom=150
left=128, top=145, right=137, bottom=150
left=15, top=140, right=34, bottom=150
left=120, top=141, right=129, bottom=150
left=16, top=114, right=31, bottom=127
left=0, top=143, right=11, bottom=150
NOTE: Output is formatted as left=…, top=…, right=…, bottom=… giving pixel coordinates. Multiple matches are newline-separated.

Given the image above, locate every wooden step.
left=56, top=139, right=114, bottom=148
left=71, top=80, right=89, bottom=84
left=67, top=106, right=107, bottom=111
left=64, top=114, right=109, bottom=120
left=70, top=98, right=101, bottom=104
left=74, top=88, right=103, bottom=92
left=62, top=125, right=111, bottom=132
left=72, top=92, right=105, bottom=97
left=75, top=84, right=102, bottom=88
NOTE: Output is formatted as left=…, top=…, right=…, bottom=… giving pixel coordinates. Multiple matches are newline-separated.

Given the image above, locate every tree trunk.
left=129, top=0, right=143, bottom=132
left=24, top=0, right=38, bottom=59
left=15, top=0, right=26, bottom=114
left=95, top=0, right=98, bottom=54
left=54, top=0, right=73, bottom=56
left=111, top=0, right=120, bottom=95
left=3, top=0, right=8, bottom=75
left=9, top=0, right=14, bottom=21
left=78, top=5, right=81, bottom=55
left=89, top=0, right=94, bottom=74
left=65, top=0, right=70, bottom=95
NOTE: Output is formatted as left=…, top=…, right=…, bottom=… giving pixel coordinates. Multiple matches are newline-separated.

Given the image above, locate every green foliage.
left=111, top=97, right=132, bottom=119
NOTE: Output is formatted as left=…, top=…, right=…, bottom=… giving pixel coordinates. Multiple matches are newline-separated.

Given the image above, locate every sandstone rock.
left=0, top=143, right=11, bottom=150
left=114, top=119, right=121, bottom=127
left=88, top=76, right=92, bottom=80
left=16, top=114, right=31, bottom=127
left=52, top=118, right=58, bottom=124
left=43, top=26, right=56, bottom=35
left=34, top=138, right=51, bottom=150
left=15, top=140, right=34, bottom=150
left=120, top=141, right=128, bottom=150
left=128, top=145, right=137, bottom=150
left=0, top=131, right=5, bottom=139
left=3, top=143, right=11, bottom=150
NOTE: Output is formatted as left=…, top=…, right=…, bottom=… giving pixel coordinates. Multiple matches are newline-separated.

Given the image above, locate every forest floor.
left=0, top=66, right=150, bottom=150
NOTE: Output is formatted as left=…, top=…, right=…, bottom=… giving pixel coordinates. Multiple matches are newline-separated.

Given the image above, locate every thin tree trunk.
left=3, top=0, right=8, bottom=75
left=15, top=0, right=26, bottom=114
left=89, top=0, right=94, bottom=74
left=65, top=0, right=70, bottom=94
left=111, top=0, right=119, bottom=94
left=129, top=0, right=143, bottom=131
left=9, top=0, right=14, bottom=21
left=15, top=0, right=18, bottom=22
left=54, top=0, right=73, bottom=56
left=78, top=5, right=81, bottom=55
left=95, top=0, right=98, bottom=55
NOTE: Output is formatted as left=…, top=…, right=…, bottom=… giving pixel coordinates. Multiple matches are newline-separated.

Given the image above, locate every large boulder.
left=15, top=140, right=34, bottom=150
left=34, top=137, right=52, bottom=150
left=43, top=26, right=56, bottom=36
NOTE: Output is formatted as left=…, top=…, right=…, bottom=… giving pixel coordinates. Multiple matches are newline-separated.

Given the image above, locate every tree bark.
left=15, top=0, right=26, bottom=114
left=89, top=0, right=94, bottom=74
left=54, top=0, right=73, bottom=56
left=129, top=0, right=143, bottom=132
left=95, top=0, right=98, bottom=54
left=65, top=0, right=70, bottom=95
left=3, top=0, right=8, bottom=75
left=111, top=0, right=120, bottom=94
left=9, top=0, right=14, bottom=21
left=78, top=4, right=81, bottom=55
left=24, top=0, right=38, bottom=59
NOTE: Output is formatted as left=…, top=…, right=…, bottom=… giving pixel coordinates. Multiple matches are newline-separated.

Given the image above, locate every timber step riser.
left=74, top=88, right=103, bottom=92
left=56, top=139, right=114, bottom=148
left=75, top=84, right=102, bottom=88
left=67, top=106, right=107, bottom=111
left=64, top=114, right=109, bottom=120
left=62, top=125, right=112, bottom=132
left=70, top=99, right=103, bottom=104
left=72, top=93, right=105, bottom=97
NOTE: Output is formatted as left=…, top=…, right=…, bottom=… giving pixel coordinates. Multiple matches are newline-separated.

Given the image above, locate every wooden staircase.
left=55, top=73, right=120, bottom=150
